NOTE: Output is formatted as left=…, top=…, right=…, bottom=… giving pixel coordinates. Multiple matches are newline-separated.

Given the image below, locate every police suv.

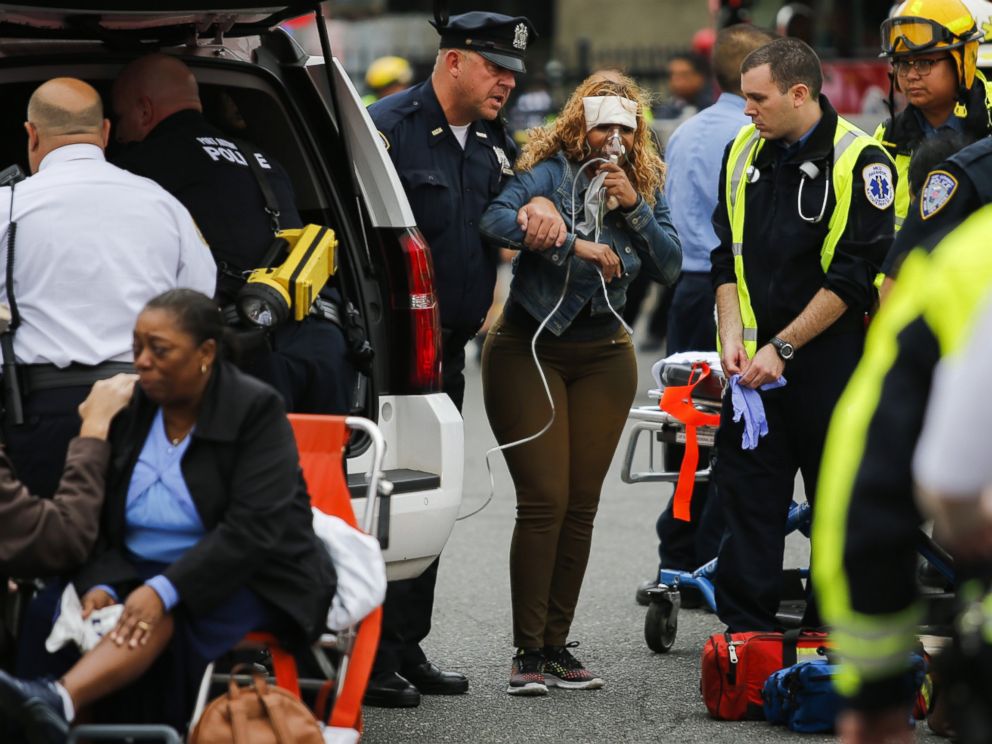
left=0, top=2, right=462, bottom=581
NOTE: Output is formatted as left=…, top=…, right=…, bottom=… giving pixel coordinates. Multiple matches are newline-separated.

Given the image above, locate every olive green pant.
left=481, top=314, right=637, bottom=649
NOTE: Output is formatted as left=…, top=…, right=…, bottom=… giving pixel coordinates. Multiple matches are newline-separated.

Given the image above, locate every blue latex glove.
left=729, top=374, right=787, bottom=450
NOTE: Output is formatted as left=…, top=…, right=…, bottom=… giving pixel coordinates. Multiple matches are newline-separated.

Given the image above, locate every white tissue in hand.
left=45, top=584, right=124, bottom=654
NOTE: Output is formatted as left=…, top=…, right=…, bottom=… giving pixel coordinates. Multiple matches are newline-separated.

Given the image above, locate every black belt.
left=21, top=362, right=134, bottom=395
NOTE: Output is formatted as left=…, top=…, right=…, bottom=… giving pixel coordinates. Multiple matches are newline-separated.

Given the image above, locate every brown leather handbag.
left=189, top=669, right=324, bottom=744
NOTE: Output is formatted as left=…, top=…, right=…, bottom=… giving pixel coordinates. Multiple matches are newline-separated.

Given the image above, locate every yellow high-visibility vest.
left=724, top=117, right=891, bottom=356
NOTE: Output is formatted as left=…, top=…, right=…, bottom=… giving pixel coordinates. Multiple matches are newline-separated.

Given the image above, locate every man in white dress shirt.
left=0, top=77, right=216, bottom=497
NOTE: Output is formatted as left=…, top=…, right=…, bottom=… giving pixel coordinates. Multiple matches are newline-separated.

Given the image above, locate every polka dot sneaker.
left=542, top=642, right=604, bottom=690
left=507, top=648, right=547, bottom=696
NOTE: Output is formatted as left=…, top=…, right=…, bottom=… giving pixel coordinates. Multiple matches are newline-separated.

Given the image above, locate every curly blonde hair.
left=515, top=72, right=665, bottom=204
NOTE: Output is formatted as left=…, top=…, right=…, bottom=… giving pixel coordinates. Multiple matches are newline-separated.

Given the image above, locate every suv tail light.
left=397, top=228, right=442, bottom=392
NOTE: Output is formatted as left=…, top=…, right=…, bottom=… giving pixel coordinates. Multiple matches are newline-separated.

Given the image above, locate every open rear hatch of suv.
left=0, top=2, right=312, bottom=38
left=0, top=0, right=464, bottom=580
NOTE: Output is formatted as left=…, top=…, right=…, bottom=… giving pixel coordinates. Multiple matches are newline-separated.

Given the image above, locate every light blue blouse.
left=123, top=409, right=205, bottom=610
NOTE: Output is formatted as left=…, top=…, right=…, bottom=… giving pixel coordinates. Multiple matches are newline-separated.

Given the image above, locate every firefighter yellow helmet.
left=882, top=0, right=984, bottom=88
left=365, top=56, right=414, bottom=92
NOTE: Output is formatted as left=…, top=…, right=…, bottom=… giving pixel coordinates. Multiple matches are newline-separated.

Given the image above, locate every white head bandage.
left=583, top=95, right=639, bottom=132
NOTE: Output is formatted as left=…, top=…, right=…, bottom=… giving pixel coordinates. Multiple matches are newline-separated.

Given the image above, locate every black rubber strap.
left=782, top=628, right=802, bottom=668
left=234, top=138, right=281, bottom=234
left=6, top=181, right=19, bottom=331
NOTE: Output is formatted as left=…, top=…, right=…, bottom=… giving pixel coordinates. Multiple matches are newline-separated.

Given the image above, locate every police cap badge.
left=431, top=12, right=537, bottom=73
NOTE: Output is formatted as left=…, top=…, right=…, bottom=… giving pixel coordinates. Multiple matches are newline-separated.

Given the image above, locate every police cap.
left=431, top=11, right=537, bottom=73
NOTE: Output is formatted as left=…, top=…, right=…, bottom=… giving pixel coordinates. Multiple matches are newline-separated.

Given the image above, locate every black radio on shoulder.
left=0, top=164, right=26, bottom=189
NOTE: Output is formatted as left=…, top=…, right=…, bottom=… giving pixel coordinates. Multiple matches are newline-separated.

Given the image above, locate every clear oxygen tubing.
left=458, top=144, right=636, bottom=521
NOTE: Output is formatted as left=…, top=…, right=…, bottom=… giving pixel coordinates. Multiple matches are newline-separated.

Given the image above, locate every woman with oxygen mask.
left=478, top=75, right=681, bottom=696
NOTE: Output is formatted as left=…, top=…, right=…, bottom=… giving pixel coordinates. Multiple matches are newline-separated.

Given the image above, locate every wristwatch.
left=770, top=336, right=795, bottom=361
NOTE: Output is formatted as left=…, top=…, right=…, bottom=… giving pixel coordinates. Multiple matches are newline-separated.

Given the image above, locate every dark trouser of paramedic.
left=482, top=314, right=637, bottom=648
left=243, top=316, right=356, bottom=415
left=655, top=272, right=724, bottom=571
left=714, top=331, right=863, bottom=633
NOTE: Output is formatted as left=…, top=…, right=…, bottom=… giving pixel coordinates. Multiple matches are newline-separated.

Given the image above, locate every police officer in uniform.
left=111, top=54, right=355, bottom=414
left=1, top=77, right=215, bottom=499
left=367, top=11, right=561, bottom=708
left=711, top=38, right=894, bottom=633
left=882, top=134, right=992, bottom=282
left=814, top=203, right=992, bottom=742
left=369, top=11, right=558, bottom=415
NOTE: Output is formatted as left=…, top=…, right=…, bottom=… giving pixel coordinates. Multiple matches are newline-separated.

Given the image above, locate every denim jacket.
left=480, top=151, right=681, bottom=335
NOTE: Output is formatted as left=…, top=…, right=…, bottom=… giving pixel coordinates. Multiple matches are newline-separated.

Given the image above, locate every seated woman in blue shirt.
left=479, top=73, right=680, bottom=695
left=0, top=289, right=335, bottom=740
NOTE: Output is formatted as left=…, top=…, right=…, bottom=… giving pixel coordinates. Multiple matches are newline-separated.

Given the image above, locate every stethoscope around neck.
left=746, top=159, right=830, bottom=224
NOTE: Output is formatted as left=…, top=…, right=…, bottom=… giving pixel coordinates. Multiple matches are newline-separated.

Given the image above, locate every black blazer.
left=75, top=360, right=335, bottom=644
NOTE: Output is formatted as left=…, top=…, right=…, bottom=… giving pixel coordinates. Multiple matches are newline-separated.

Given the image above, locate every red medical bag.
left=701, top=630, right=830, bottom=720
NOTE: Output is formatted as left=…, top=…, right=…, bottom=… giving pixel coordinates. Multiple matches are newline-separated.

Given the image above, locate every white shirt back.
left=0, top=144, right=217, bottom=366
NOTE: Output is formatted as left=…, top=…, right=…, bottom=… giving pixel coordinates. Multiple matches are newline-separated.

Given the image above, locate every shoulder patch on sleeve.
left=863, top=162, right=894, bottom=210
left=377, top=130, right=391, bottom=152
left=920, top=170, right=958, bottom=220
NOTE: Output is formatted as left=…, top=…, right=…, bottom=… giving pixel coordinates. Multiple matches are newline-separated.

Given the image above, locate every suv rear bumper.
left=347, top=393, right=462, bottom=581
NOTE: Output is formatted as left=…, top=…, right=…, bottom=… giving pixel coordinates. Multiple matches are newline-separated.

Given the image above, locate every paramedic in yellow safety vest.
left=710, top=37, right=894, bottom=633
left=874, top=0, right=991, bottom=298
left=813, top=204, right=992, bottom=742
left=362, top=56, right=414, bottom=106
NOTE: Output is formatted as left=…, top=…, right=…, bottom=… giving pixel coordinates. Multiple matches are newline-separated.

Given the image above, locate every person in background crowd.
left=654, top=52, right=713, bottom=120
left=367, top=11, right=565, bottom=709
left=363, top=56, right=414, bottom=105
left=0, top=77, right=216, bottom=500
left=480, top=73, right=681, bottom=696
left=0, top=289, right=335, bottom=741
left=635, top=23, right=776, bottom=609
left=640, top=52, right=713, bottom=350
left=776, top=2, right=815, bottom=44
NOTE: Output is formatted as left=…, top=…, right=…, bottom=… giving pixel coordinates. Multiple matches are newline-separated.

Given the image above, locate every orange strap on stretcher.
left=659, top=362, right=721, bottom=522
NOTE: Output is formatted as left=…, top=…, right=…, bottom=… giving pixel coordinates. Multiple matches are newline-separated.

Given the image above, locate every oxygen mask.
left=604, top=127, right=627, bottom=164
left=602, top=127, right=626, bottom=211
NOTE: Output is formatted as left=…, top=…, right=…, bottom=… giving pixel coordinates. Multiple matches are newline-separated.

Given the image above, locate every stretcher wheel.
left=644, top=597, right=678, bottom=653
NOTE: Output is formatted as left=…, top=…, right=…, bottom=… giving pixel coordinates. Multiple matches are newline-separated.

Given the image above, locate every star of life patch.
left=863, top=163, right=894, bottom=210
left=920, top=170, right=958, bottom=220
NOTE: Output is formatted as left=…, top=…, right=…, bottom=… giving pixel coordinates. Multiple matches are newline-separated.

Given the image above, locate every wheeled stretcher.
left=621, top=353, right=959, bottom=653
left=620, top=353, right=811, bottom=653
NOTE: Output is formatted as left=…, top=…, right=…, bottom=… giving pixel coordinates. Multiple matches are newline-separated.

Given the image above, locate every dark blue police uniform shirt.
left=113, top=109, right=303, bottom=302
left=370, top=79, right=518, bottom=332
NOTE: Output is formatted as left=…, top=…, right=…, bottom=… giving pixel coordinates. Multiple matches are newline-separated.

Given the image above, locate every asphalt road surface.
left=362, top=337, right=941, bottom=744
